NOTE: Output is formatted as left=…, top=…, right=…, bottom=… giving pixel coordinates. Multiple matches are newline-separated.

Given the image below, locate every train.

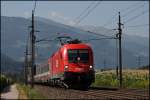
left=34, top=39, right=95, bottom=89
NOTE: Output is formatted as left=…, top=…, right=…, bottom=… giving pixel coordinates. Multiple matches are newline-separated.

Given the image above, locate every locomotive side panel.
left=50, top=49, right=64, bottom=79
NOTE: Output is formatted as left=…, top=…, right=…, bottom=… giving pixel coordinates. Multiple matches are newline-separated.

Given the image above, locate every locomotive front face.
left=64, top=48, right=93, bottom=73
left=62, top=44, right=95, bottom=88
left=66, top=49, right=92, bottom=72
left=62, top=44, right=94, bottom=73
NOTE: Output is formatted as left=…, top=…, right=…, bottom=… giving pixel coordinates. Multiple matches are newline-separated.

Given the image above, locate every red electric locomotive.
left=34, top=38, right=95, bottom=89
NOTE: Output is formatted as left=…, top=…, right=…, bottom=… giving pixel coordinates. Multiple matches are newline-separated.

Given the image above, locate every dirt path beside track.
left=1, top=84, right=19, bottom=99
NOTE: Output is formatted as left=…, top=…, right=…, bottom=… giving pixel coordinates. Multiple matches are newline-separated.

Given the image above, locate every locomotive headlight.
left=64, top=65, right=69, bottom=70
left=90, top=65, right=93, bottom=68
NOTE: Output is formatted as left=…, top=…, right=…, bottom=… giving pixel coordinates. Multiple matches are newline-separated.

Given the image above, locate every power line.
left=74, top=1, right=95, bottom=23
left=102, top=14, right=117, bottom=28
left=125, top=24, right=149, bottom=28
left=86, top=30, right=115, bottom=38
left=121, top=1, right=144, bottom=12
left=101, top=2, right=146, bottom=28
left=36, top=39, right=56, bottom=43
left=75, top=1, right=102, bottom=25
left=79, top=27, right=116, bottom=39
left=122, top=4, right=145, bottom=18
left=104, top=29, right=117, bottom=35
left=124, top=9, right=149, bottom=24
left=83, top=37, right=117, bottom=42
left=35, top=2, right=146, bottom=4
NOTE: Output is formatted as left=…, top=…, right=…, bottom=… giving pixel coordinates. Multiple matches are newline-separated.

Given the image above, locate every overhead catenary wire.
left=75, top=1, right=102, bottom=25
left=122, top=4, right=145, bottom=18
left=82, top=37, right=118, bottom=43
left=81, top=27, right=117, bottom=39
left=36, top=39, right=56, bottom=43
left=101, top=2, right=146, bottom=28
left=72, top=2, right=147, bottom=40
left=102, top=14, right=117, bottom=28
left=121, top=1, right=145, bottom=13
left=77, top=1, right=102, bottom=24
left=124, top=9, right=149, bottom=24
left=74, top=1, right=95, bottom=23
left=104, top=29, right=117, bottom=35
left=84, top=29, right=116, bottom=38
left=125, top=24, right=149, bottom=28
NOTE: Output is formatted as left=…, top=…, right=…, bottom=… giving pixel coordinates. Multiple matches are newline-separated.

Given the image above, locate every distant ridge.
left=1, top=16, right=149, bottom=69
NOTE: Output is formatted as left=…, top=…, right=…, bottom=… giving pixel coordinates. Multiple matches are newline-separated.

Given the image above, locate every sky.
left=1, top=1, right=149, bottom=37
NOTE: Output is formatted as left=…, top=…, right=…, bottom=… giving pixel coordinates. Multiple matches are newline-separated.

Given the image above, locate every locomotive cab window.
left=68, top=49, right=89, bottom=63
left=79, top=50, right=89, bottom=63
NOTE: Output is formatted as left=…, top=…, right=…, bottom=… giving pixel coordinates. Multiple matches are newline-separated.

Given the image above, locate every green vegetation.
left=0, top=74, right=13, bottom=92
left=16, top=84, right=46, bottom=99
left=92, top=69, right=149, bottom=89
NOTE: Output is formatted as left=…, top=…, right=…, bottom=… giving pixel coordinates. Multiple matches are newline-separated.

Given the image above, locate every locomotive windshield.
left=68, top=49, right=89, bottom=63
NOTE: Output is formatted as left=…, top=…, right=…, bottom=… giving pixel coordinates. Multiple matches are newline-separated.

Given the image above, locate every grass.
left=92, top=69, right=149, bottom=89
left=16, top=84, right=27, bottom=99
left=16, top=83, right=47, bottom=99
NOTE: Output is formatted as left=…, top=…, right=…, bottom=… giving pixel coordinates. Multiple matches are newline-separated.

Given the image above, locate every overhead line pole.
left=30, top=10, right=36, bottom=88
left=24, top=44, right=28, bottom=85
left=116, top=38, right=119, bottom=78
left=117, top=12, right=123, bottom=88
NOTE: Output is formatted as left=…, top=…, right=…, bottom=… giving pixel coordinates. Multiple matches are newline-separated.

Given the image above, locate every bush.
left=0, top=75, right=12, bottom=92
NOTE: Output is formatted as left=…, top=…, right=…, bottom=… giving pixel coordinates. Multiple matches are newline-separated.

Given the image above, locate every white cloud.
left=48, top=11, right=76, bottom=26
left=49, top=11, right=63, bottom=18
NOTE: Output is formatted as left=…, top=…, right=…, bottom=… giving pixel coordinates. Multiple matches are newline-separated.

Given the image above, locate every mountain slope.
left=1, top=16, right=149, bottom=69
left=1, top=52, right=23, bottom=74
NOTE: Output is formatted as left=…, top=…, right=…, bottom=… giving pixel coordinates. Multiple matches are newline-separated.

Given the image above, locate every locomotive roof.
left=62, top=43, right=92, bottom=49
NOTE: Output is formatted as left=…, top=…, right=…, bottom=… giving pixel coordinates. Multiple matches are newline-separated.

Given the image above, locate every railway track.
left=87, top=87, right=149, bottom=99
left=34, top=85, right=149, bottom=99
left=84, top=89, right=149, bottom=99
